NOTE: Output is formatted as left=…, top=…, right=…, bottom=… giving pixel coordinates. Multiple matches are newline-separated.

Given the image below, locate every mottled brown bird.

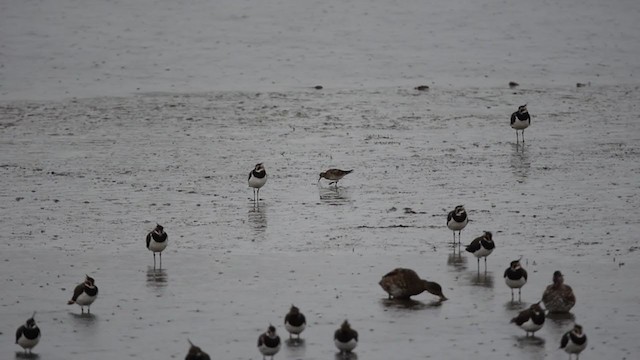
left=318, top=169, right=353, bottom=187
left=379, top=268, right=447, bottom=301
left=542, top=271, right=576, bottom=313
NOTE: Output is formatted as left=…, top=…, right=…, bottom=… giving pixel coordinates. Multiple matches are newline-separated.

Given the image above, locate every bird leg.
left=522, top=130, right=525, bottom=143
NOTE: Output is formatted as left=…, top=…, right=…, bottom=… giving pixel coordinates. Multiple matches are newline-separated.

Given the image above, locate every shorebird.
left=560, top=324, right=588, bottom=359
left=67, top=274, right=98, bottom=314
left=318, top=169, right=353, bottom=187
left=249, top=163, right=267, bottom=202
left=284, top=305, right=306, bottom=340
left=446, top=205, right=468, bottom=245
left=185, top=339, right=211, bottom=360
left=511, top=302, right=546, bottom=337
left=504, top=258, right=528, bottom=302
left=465, top=231, right=495, bottom=272
left=379, top=268, right=447, bottom=301
left=15, top=312, right=40, bottom=354
left=510, top=104, right=531, bottom=143
left=334, top=320, right=358, bottom=355
left=257, top=324, right=281, bottom=360
left=542, top=271, right=576, bottom=313
left=146, top=224, right=168, bottom=268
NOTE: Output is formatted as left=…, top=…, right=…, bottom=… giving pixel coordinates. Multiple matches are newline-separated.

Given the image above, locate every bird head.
left=510, top=259, right=521, bottom=269
left=155, top=224, right=164, bottom=233
left=341, top=320, right=351, bottom=331
left=573, top=324, right=583, bottom=335
left=552, top=270, right=564, bottom=285
left=26, top=312, right=37, bottom=328
left=85, top=274, right=96, bottom=287
left=267, top=324, right=277, bottom=336
left=424, top=280, right=447, bottom=301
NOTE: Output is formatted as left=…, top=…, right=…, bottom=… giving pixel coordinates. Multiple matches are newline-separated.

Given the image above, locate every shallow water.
left=1, top=85, right=639, bottom=359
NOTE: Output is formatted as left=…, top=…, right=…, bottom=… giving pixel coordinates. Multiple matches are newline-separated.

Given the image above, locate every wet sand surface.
left=1, top=85, right=639, bottom=359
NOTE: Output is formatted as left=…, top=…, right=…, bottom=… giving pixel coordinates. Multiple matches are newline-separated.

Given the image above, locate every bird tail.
left=67, top=300, right=75, bottom=305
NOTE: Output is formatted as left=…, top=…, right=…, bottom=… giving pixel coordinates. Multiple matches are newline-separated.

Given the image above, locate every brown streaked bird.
left=185, top=339, right=211, bottom=360
left=542, top=270, right=576, bottom=313
left=318, top=169, right=353, bottom=187
left=379, top=268, right=447, bottom=301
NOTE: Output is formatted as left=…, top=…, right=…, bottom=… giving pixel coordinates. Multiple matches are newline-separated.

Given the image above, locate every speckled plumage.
left=542, top=271, right=576, bottom=313
left=379, top=268, right=447, bottom=301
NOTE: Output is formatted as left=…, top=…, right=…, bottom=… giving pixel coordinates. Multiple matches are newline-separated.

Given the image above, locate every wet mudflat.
left=1, top=85, right=639, bottom=359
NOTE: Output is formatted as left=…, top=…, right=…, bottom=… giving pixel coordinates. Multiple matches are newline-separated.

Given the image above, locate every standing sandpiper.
left=146, top=224, right=168, bottom=268
left=284, top=305, right=306, bottom=340
left=510, top=104, right=531, bottom=144
left=15, top=312, right=40, bottom=354
left=466, top=231, right=495, bottom=272
left=446, top=205, right=468, bottom=245
left=67, top=274, right=98, bottom=314
left=504, top=258, right=528, bottom=302
left=561, top=324, right=588, bottom=359
left=257, top=324, right=281, bottom=359
left=249, top=163, right=267, bottom=202
left=334, top=320, right=358, bottom=355
left=318, top=169, right=353, bottom=187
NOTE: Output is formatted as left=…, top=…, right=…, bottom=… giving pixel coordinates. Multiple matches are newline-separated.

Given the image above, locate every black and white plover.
left=249, top=163, right=267, bottom=202
left=560, top=324, right=588, bottom=359
left=446, top=205, right=468, bottom=245
left=379, top=268, right=447, bottom=301
left=146, top=224, right=168, bottom=268
left=257, top=324, right=281, bottom=360
left=284, top=305, right=306, bottom=340
left=185, top=339, right=211, bottom=360
left=510, top=104, right=531, bottom=143
left=542, top=271, right=576, bottom=313
left=318, top=169, right=353, bottom=187
left=334, top=320, right=358, bottom=355
left=15, top=312, right=40, bottom=354
left=67, top=274, right=98, bottom=314
left=510, top=302, right=546, bottom=337
left=465, top=231, right=495, bottom=272
left=504, top=258, right=528, bottom=302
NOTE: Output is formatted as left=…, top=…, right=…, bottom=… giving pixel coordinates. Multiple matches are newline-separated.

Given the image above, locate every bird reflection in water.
left=146, top=266, right=168, bottom=289
left=15, top=353, right=40, bottom=360
left=334, top=351, right=358, bottom=360
left=447, top=244, right=467, bottom=271
left=248, top=202, right=267, bottom=234
left=319, top=187, right=351, bottom=205
left=380, top=298, right=443, bottom=310
left=469, top=271, right=494, bottom=288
